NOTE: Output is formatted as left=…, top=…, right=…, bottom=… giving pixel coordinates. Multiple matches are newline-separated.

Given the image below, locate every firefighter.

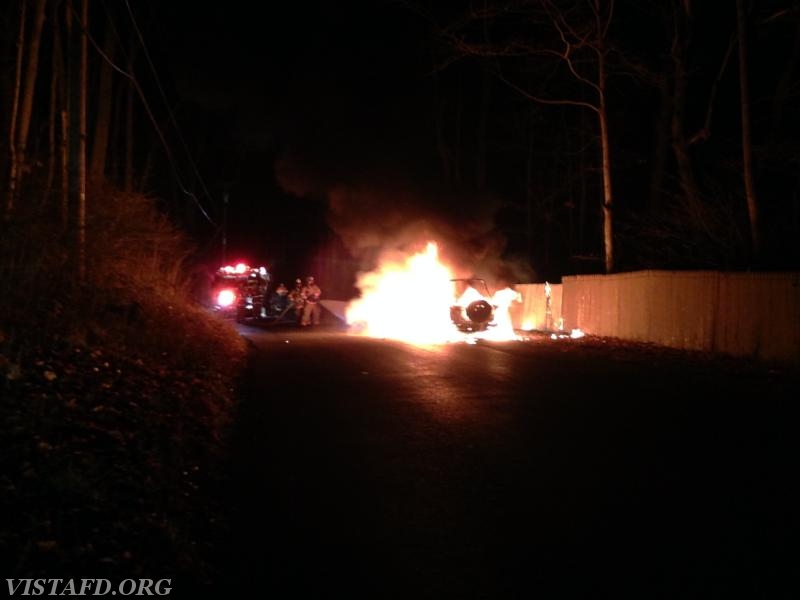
left=288, top=278, right=305, bottom=324
left=269, top=282, right=289, bottom=316
left=301, top=276, right=322, bottom=326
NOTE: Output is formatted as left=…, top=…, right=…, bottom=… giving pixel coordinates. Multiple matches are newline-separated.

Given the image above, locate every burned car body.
left=450, top=278, right=496, bottom=333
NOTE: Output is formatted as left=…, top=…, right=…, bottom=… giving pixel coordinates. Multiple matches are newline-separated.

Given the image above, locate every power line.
left=71, top=1, right=218, bottom=227
left=123, top=0, right=218, bottom=214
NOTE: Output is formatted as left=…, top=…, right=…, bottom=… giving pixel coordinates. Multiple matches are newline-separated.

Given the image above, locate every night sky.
left=147, top=1, right=470, bottom=293
left=125, top=1, right=800, bottom=296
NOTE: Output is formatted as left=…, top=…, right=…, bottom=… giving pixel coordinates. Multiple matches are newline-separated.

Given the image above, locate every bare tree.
left=78, top=0, right=88, bottom=281
left=123, top=31, right=141, bottom=193
left=667, top=0, right=761, bottom=265
left=613, top=0, right=746, bottom=268
left=667, top=0, right=740, bottom=246
left=89, top=10, right=117, bottom=185
left=5, top=0, right=27, bottom=217
left=765, top=9, right=800, bottom=154
left=668, top=0, right=704, bottom=226
left=44, top=0, right=66, bottom=210
left=44, top=5, right=58, bottom=207
left=443, top=0, right=618, bottom=272
left=4, top=0, right=46, bottom=217
left=11, top=0, right=47, bottom=212
left=736, top=0, right=760, bottom=261
left=60, top=1, right=71, bottom=226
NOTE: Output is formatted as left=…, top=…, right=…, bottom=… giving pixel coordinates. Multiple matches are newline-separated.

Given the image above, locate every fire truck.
left=211, top=263, right=270, bottom=322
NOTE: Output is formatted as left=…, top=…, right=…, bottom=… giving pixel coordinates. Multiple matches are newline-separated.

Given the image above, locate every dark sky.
left=160, top=0, right=437, bottom=153
left=135, top=1, right=800, bottom=291
left=146, top=0, right=492, bottom=291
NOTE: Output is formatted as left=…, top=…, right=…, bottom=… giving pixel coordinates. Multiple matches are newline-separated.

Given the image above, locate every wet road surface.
left=214, top=319, right=799, bottom=598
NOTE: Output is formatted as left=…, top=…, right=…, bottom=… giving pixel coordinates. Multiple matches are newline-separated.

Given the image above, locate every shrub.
left=0, top=184, right=246, bottom=373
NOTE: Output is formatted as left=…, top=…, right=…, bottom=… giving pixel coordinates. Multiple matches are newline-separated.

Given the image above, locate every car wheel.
left=465, top=300, right=493, bottom=324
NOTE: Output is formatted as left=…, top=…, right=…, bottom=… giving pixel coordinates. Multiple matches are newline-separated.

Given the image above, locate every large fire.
left=346, top=242, right=521, bottom=345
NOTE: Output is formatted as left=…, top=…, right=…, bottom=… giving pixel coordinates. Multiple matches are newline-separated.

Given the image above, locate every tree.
left=442, top=0, right=618, bottom=272
left=664, top=0, right=739, bottom=260
left=88, top=9, right=118, bottom=185
left=44, top=0, right=70, bottom=219
left=78, top=0, right=88, bottom=281
left=635, top=0, right=768, bottom=268
left=5, top=0, right=46, bottom=217
left=5, top=0, right=26, bottom=218
left=736, top=0, right=760, bottom=261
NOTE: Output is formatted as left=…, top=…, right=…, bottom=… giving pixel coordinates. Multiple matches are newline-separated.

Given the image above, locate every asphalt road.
left=213, top=316, right=799, bottom=599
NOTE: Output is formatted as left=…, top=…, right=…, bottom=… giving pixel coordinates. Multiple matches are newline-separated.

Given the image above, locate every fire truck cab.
left=211, top=263, right=270, bottom=322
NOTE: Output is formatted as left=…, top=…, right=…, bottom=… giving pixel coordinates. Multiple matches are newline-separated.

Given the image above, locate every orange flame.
left=346, top=242, right=521, bottom=344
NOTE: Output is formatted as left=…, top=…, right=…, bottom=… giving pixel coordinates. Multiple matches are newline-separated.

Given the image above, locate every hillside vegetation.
left=0, top=189, right=248, bottom=582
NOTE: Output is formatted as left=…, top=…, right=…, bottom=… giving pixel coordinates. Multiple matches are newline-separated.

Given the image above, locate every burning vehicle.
left=211, top=263, right=270, bottom=322
left=450, top=278, right=524, bottom=340
left=450, top=278, right=497, bottom=333
left=346, top=242, right=523, bottom=343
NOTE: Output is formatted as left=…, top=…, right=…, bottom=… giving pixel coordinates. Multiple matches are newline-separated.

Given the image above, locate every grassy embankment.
left=1, top=188, right=248, bottom=582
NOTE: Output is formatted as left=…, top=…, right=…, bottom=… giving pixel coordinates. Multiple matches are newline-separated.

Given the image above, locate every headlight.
left=217, top=289, right=236, bottom=307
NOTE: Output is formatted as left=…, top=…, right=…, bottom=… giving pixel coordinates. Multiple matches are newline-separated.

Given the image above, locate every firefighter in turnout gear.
left=289, top=278, right=305, bottom=324
left=301, top=276, right=322, bottom=326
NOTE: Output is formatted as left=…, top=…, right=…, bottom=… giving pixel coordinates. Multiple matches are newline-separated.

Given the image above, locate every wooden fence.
left=514, top=271, right=800, bottom=366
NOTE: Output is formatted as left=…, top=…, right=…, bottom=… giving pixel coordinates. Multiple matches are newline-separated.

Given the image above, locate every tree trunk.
left=670, top=5, right=704, bottom=226
left=124, top=80, right=135, bottom=192
left=61, top=3, right=71, bottom=227
left=736, top=0, right=760, bottom=261
left=44, top=1, right=65, bottom=208
left=89, top=14, right=117, bottom=185
left=648, top=77, right=671, bottom=211
left=5, top=0, right=26, bottom=217
left=578, top=107, right=588, bottom=262
left=61, top=108, right=69, bottom=227
left=78, top=0, right=88, bottom=281
left=138, top=138, right=158, bottom=193
left=767, top=18, right=800, bottom=155
left=44, top=41, right=57, bottom=207
left=124, top=34, right=140, bottom=192
left=598, top=46, right=614, bottom=274
left=14, top=0, right=47, bottom=205
left=109, top=67, right=124, bottom=185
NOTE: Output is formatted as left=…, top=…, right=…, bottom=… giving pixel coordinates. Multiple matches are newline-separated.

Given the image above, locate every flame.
left=346, top=242, right=458, bottom=344
left=346, top=241, right=521, bottom=345
left=484, top=287, right=522, bottom=341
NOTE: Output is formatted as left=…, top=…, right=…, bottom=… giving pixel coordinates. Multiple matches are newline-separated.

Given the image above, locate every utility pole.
left=222, top=191, right=228, bottom=266
left=77, top=0, right=87, bottom=282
